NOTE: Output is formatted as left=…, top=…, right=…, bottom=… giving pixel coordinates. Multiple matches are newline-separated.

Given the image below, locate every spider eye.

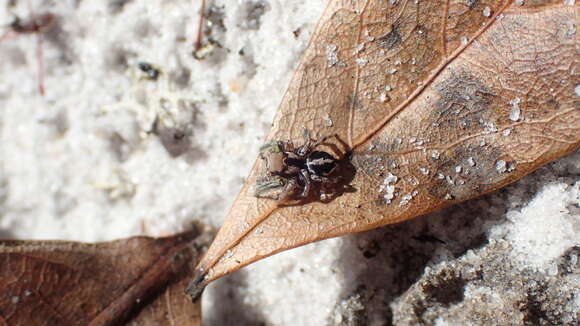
left=297, top=146, right=308, bottom=156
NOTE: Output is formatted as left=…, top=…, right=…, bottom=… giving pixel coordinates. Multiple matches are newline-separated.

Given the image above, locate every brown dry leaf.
left=188, top=0, right=579, bottom=298
left=0, top=230, right=202, bottom=326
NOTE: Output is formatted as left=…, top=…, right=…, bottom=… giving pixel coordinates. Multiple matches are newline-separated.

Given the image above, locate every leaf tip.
left=185, top=269, right=207, bottom=302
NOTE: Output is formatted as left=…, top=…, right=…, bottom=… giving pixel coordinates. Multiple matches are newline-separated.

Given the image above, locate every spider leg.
left=299, top=169, right=311, bottom=198
left=255, top=176, right=285, bottom=199
left=302, top=127, right=312, bottom=147
left=312, top=134, right=350, bottom=158
left=277, top=178, right=300, bottom=201
left=311, top=134, right=337, bottom=148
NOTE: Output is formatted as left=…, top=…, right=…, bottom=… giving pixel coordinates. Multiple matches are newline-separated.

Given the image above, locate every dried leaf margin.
left=1, top=231, right=203, bottom=326
left=187, top=0, right=580, bottom=300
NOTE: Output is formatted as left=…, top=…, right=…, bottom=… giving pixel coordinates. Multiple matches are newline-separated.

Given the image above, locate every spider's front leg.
left=255, top=176, right=285, bottom=199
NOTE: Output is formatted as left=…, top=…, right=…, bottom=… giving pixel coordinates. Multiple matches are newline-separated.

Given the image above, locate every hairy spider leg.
left=280, top=178, right=300, bottom=201
left=298, top=169, right=311, bottom=197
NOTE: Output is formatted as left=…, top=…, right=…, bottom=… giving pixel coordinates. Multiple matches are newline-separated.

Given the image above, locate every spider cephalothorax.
left=255, top=131, right=342, bottom=201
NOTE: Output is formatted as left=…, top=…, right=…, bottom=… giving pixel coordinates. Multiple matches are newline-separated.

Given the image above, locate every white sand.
left=1, top=1, right=578, bottom=325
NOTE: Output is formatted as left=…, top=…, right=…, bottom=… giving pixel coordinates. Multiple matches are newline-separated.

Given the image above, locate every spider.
left=255, top=130, right=342, bottom=201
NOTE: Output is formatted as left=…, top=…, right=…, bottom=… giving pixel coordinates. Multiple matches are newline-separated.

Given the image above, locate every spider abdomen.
left=306, top=151, right=337, bottom=178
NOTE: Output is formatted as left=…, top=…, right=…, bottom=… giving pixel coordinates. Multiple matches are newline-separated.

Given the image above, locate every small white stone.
left=384, top=85, right=392, bottom=91
left=565, top=22, right=576, bottom=36
left=467, top=157, right=476, bottom=167
left=420, top=167, right=429, bottom=175
left=446, top=175, right=454, bottom=185
left=460, top=36, right=469, bottom=45
left=547, top=263, right=558, bottom=276
left=496, top=160, right=507, bottom=173
left=575, top=84, right=580, bottom=97
left=503, top=128, right=512, bottom=136
left=326, top=44, right=339, bottom=66
left=431, top=150, right=440, bottom=160
left=483, top=121, right=498, bottom=133
left=483, top=7, right=492, bottom=17
left=378, top=93, right=388, bottom=102
left=384, top=173, right=398, bottom=184
left=515, top=0, right=524, bottom=5
left=399, top=194, right=413, bottom=206
left=323, top=115, right=333, bottom=127
left=507, top=161, right=516, bottom=172
left=455, top=166, right=462, bottom=173
left=356, top=58, right=368, bottom=66
left=509, top=97, right=521, bottom=121
left=384, top=184, right=396, bottom=200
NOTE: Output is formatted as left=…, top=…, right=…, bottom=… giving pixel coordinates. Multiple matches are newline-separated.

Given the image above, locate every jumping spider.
left=255, top=130, right=342, bottom=201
